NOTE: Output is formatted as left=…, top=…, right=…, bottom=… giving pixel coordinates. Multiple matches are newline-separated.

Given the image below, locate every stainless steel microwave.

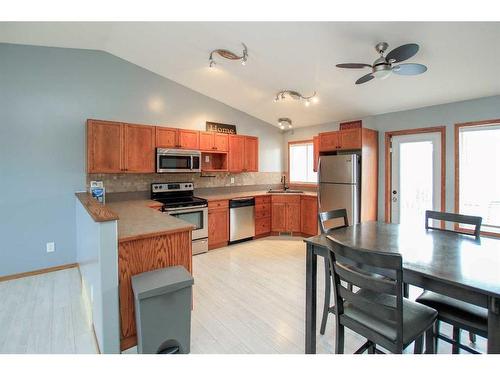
left=156, top=148, right=201, bottom=173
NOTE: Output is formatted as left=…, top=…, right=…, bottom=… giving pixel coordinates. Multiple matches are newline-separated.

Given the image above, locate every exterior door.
left=390, top=132, right=442, bottom=226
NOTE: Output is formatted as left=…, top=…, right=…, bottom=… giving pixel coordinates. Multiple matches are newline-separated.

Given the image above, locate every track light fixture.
left=278, top=118, right=292, bottom=130
left=209, top=43, right=248, bottom=68
left=274, top=90, right=318, bottom=107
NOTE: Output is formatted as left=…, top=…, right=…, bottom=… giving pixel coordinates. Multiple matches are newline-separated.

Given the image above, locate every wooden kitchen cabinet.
left=228, top=135, right=245, bottom=172
left=300, top=195, right=318, bottom=237
left=313, top=136, right=319, bottom=172
left=228, top=135, right=259, bottom=172
left=271, top=195, right=301, bottom=233
left=255, top=195, right=271, bottom=237
left=244, top=136, right=258, bottom=172
left=156, top=127, right=199, bottom=149
left=319, top=128, right=362, bottom=152
left=87, top=119, right=123, bottom=173
left=178, top=129, right=199, bottom=149
left=208, top=200, right=229, bottom=250
left=123, top=124, right=155, bottom=173
left=87, top=120, right=155, bottom=173
left=155, top=127, right=178, bottom=148
left=200, top=132, right=228, bottom=152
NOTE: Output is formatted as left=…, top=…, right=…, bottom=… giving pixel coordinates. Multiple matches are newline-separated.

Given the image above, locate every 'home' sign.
left=206, top=121, right=237, bottom=135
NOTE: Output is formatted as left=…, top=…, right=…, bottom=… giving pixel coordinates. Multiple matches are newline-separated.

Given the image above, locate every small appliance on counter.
left=90, top=180, right=105, bottom=203
left=151, top=182, right=208, bottom=255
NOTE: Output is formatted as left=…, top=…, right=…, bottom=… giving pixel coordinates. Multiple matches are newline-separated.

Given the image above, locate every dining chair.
left=326, top=236, right=438, bottom=354
left=415, top=210, right=486, bottom=354
left=318, top=209, right=349, bottom=335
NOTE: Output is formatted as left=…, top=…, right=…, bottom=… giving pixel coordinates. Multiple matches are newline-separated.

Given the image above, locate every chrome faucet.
left=281, top=175, right=288, bottom=191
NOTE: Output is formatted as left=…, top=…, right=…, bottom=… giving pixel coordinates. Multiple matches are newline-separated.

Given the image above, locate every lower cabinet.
left=271, top=195, right=302, bottom=233
left=208, top=200, right=229, bottom=250
left=255, top=196, right=271, bottom=236
left=300, top=195, right=319, bottom=237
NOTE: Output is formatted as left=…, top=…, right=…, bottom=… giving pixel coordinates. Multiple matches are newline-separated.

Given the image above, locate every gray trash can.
left=132, top=266, right=194, bottom=354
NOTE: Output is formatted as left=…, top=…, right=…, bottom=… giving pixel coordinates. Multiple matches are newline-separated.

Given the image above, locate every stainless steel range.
left=151, top=182, right=208, bottom=255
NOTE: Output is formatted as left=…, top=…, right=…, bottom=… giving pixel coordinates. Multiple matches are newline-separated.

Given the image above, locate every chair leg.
left=403, top=282, right=409, bottom=298
left=434, top=320, right=440, bottom=351
left=425, top=327, right=435, bottom=354
left=320, top=260, right=331, bottom=335
left=414, top=335, right=423, bottom=354
left=452, top=327, right=460, bottom=354
left=368, top=342, right=376, bottom=354
left=469, top=332, right=476, bottom=344
left=335, top=323, right=344, bottom=354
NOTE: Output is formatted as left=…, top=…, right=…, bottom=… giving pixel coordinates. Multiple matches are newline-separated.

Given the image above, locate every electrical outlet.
left=205, top=155, right=210, bottom=163
left=230, top=177, right=235, bottom=184
left=46, top=242, right=55, bottom=253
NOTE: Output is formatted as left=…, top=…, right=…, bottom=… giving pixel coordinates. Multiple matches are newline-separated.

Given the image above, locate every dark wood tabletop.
left=304, top=221, right=500, bottom=354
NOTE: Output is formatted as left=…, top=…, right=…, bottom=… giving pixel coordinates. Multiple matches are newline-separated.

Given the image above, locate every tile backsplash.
left=87, top=172, right=283, bottom=193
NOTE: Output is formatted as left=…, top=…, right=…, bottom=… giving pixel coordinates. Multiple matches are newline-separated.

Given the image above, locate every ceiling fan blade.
left=355, top=73, right=375, bottom=85
left=336, top=63, right=372, bottom=69
left=386, top=43, right=419, bottom=63
left=392, top=63, right=427, bottom=76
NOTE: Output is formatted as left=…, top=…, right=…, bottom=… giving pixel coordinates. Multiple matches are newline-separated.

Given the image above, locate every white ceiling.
left=1, top=22, right=500, bottom=128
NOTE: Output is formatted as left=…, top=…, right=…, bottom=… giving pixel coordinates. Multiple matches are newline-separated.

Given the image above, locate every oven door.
left=157, top=153, right=193, bottom=173
left=167, top=206, right=208, bottom=240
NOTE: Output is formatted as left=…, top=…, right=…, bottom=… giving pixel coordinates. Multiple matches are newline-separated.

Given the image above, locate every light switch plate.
left=230, top=177, right=235, bottom=184
left=46, top=242, right=55, bottom=253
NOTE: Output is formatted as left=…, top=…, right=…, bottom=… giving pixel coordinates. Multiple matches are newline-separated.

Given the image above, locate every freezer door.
left=318, top=154, right=359, bottom=184
left=318, top=183, right=359, bottom=228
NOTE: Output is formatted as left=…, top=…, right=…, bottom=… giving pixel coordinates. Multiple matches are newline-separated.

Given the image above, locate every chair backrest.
left=318, top=209, right=349, bottom=234
left=425, top=210, right=482, bottom=239
left=325, top=236, right=404, bottom=351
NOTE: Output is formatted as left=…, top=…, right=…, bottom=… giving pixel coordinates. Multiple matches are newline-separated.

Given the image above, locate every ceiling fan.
left=336, top=42, right=427, bottom=84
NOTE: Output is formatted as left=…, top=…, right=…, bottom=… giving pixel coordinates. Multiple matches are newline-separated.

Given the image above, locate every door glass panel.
left=170, top=210, right=203, bottom=230
left=399, top=141, right=434, bottom=226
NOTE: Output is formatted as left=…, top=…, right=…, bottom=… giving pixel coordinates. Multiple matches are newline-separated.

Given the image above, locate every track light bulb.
left=305, top=100, right=310, bottom=107
left=288, top=124, right=292, bottom=129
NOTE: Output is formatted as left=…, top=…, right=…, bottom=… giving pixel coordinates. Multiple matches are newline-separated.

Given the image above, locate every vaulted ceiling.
left=1, top=22, right=500, bottom=128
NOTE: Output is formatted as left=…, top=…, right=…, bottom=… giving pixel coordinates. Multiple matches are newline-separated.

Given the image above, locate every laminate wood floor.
left=0, top=236, right=487, bottom=354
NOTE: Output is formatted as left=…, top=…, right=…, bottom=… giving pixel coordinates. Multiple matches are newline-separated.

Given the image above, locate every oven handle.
left=165, top=205, right=208, bottom=213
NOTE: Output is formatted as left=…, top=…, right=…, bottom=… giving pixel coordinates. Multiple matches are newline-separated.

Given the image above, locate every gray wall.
left=283, top=96, right=500, bottom=221
left=0, top=43, right=283, bottom=277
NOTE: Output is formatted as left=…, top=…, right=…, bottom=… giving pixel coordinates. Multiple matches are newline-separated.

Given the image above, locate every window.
left=289, top=141, right=317, bottom=184
left=457, top=122, right=500, bottom=235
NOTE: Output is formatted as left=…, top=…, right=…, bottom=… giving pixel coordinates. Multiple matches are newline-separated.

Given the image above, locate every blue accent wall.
left=0, top=43, right=283, bottom=277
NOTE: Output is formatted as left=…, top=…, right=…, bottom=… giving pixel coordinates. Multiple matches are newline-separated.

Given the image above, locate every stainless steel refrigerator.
left=318, top=154, right=361, bottom=227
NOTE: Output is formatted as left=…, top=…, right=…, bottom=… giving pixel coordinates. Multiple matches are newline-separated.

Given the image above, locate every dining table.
left=304, top=221, right=500, bottom=354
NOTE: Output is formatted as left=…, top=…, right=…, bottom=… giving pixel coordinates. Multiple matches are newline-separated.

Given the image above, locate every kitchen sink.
left=267, top=189, right=304, bottom=194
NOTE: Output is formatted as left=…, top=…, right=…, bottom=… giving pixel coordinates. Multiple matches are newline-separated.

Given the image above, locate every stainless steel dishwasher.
left=229, top=197, right=255, bottom=244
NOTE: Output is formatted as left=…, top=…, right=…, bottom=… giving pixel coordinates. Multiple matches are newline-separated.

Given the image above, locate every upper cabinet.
left=228, top=135, right=258, bottom=172
left=319, top=128, right=361, bottom=152
left=199, top=132, right=228, bottom=152
left=156, top=127, right=199, bottom=150
left=313, top=136, right=319, bottom=172
left=244, top=136, right=258, bottom=172
left=123, top=124, right=156, bottom=173
left=87, top=120, right=123, bottom=173
left=87, top=120, right=155, bottom=173
left=87, top=119, right=258, bottom=174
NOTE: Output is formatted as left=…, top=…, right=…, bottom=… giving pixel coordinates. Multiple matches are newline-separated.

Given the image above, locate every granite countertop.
left=106, top=199, right=195, bottom=242
left=76, top=193, right=194, bottom=242
left=197, top=190, right=317, bottom=201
